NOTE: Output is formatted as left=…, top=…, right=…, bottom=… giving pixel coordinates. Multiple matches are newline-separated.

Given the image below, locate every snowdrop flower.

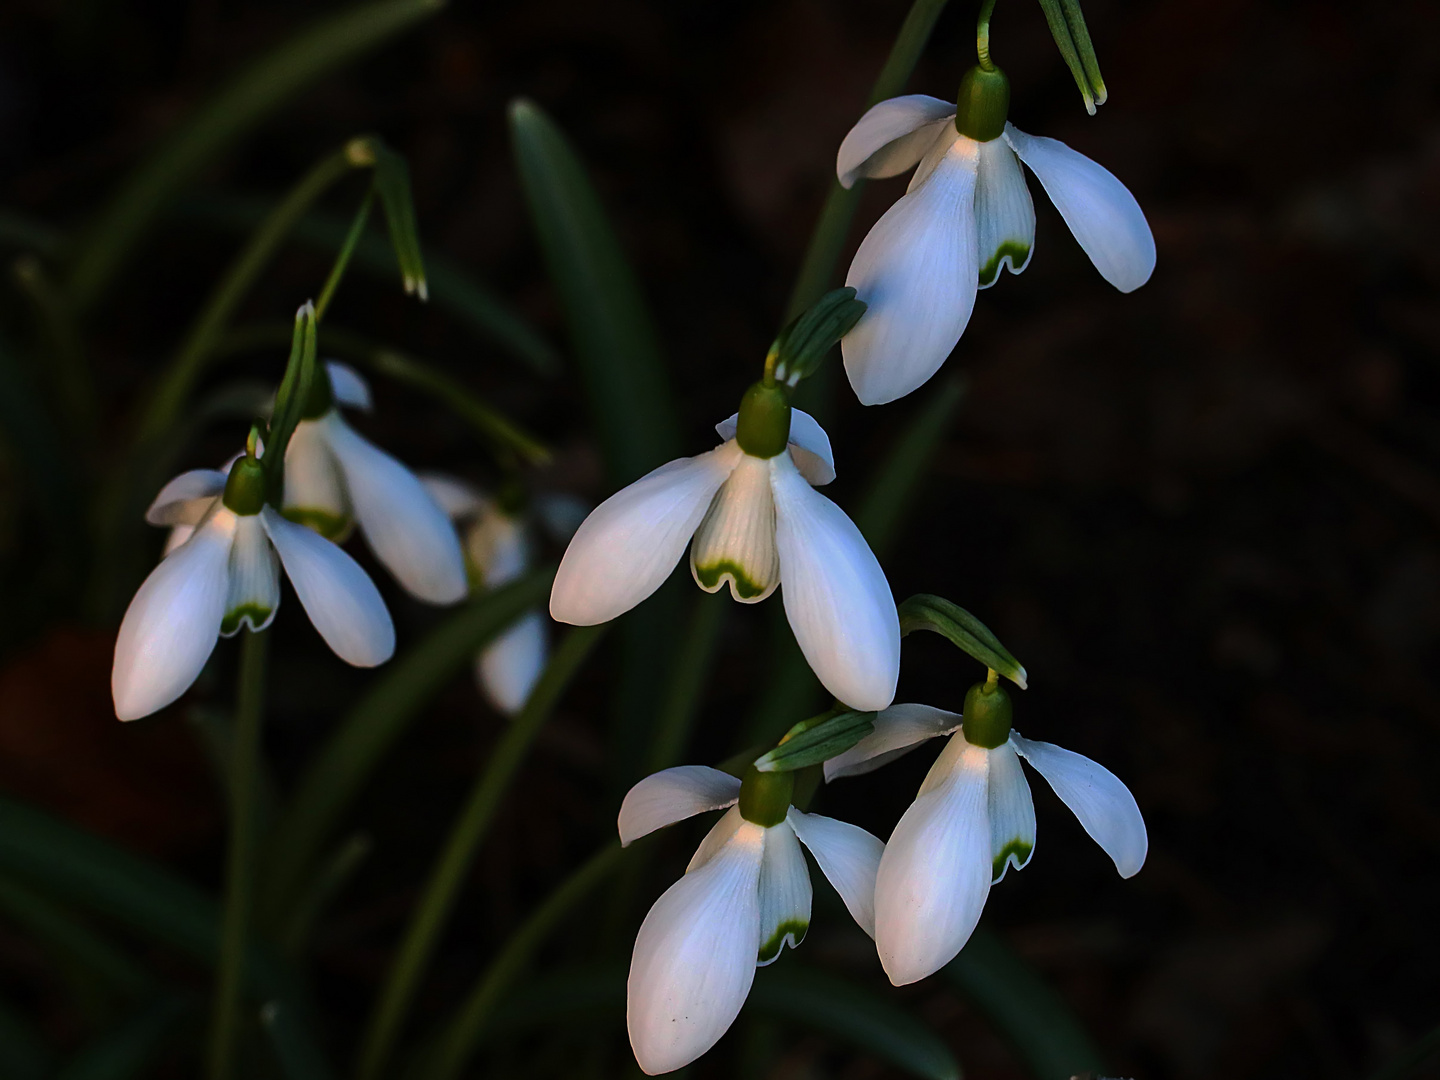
left=825, top=682, right=1147, bottom=985
left=838, top=65, right=1156, bottom=404
left=113, top=448, right=395, bottom=721
left=621, top=765, right=883, bottom=1074
left=283, top=361, right=467, bottom=604
left=550, top=383, right=900, bottom=711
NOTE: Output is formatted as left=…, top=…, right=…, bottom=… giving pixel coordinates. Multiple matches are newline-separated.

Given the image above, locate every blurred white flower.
left=838, top=95, right=1156, bottom=404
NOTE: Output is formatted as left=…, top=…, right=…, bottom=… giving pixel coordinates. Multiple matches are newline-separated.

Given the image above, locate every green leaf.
left=365, top=139, right=428, bottom=299
left=945, top=926, right=1107, bottom=1080
left=0, top=876, right=152, bottom=999
left=508, top=97, right=679, bottom=485
left=54, top=997, right=190, bottom=1080
left=261, top=999, right=336, bottom=1080
left=65, top=0, right=443, bottom=311
left=259, top=567, right=557, bottom=927
left=897, top=594, right=1027, bottom=689
left=750, top=966, right=961, bottom=1080
left=754, top=711, right=875, bottom=773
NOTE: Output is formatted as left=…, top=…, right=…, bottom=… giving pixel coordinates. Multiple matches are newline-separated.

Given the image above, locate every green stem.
left=207, top=628, right=270, bottom=1080
left=313, top=186, right=374, bottom=321
left=783, top=0, right=953, bottom=322
left=976, top=0, right=999, bottom=70
left=354, top=625, right=606, bottom=1080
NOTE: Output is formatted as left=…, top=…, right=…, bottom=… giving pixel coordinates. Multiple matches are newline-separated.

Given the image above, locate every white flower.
left=283, top=362, right=467, bottom=604
left=826, top=703, right=1147, bottom=985
left=620, top=766, right=884, bottom=1074
left=113, top=464, right=395, bottom=721
left=549, top=409, right=899, bottom=711
left=837, top=95, right=1157, bottom=404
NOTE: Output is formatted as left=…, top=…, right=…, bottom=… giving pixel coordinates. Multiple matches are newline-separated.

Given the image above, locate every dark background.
left=0, top=0, right=1438, bottom=1077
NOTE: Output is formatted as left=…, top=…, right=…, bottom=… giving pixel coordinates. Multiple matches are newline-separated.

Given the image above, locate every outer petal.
left=787, top=809, right=883, bottom=938
left=715, top=409, right=835, bottom=486
left=756, top=823, right=811, bottom=965
left=1011, top=733, right=1147, bottom=877
left=550, top=444, right=743, bottom=625
left=688, top=804, right=746, bottom=872
left=874, top=738, right=991, bottom=985
left=283, top=419, right=351, bottom=540
left=1003, top=124, right=1155, bottom=292
left=771, top=456, right=899, bottom=711
left=619, top=766, right=742, bottom=847
left=163, top=524, right=196, bottom=557
left=145, top=469, right=226, bottom=526
left=843, top=136, right=981, bottom=406
left=476, top=609, right=546, bottom=716
left=837, top=95, right=957, bottom=189
left=325, top=360, right=372, bottom=411
left=824, top=703, right=961, bottom=781
left=320, top=414, right=468, bottom=604
left=221, top=513, right=280, bottom=636
left=987, top=743, right=1036, bottom=882
left=627, top=821, right=765, bottom=1075
left=974, top=137, right=1035, bottom=287
left=420, top=473, right=487, bottom=520
left=260, top=507, right=395, bottom=667
left=690, top=455, right=780, bottom=603
left=112, top=510, right=234, bottom=721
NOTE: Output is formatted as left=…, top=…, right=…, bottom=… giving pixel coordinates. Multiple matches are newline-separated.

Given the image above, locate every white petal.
left=1011, top=733, right=1147, bottom=877
left=771, top=456, right=899, bottom=711
left=974, top=137, right=1035, bottom=288
left=163, top=524, right=195, bottom=557
left=1003, top=124, right=1155, bottom=292
left=320, top=414, right=468, bottom=605
left=550, top=444, right=742, bottom=625
left=715, top=408, right=835, bottom=487
left=619, top=766, right=742, bottom=847
left=787, top=808, right=883, bottom=938
left=688, top=804, right=746, bottom=873
left=836, top=95, right=957, bottom=189
left=690, top=454, right=780, bottom=603
left=112, top=509, right=234, bottom=721
left=144, top=469, right=226, bottom=526
left=843, top=136, right=981, bottom=406
left=987, top=743, right=1036, bottom=882
left=282, top=419, right=351, bottom=540
left=874, top=739, right=991, bottom=985
left=419, top=473, right=487, bottom=520
left=627, top=821, right=764, bottom=1075
left=221, top=514, right=280, bottom=636
left=466, top=508, right=530, bottom=589
left=260, top=506, right=395, bottom=667
left=325, top=360, right=372, bottom=411
left=823, top=703, right=961, bottom=781
left=756, top=823, right=811, bottom=965
left=476, top=610, right=546, bottom=716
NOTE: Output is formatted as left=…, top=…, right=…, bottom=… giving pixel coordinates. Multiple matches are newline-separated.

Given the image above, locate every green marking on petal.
left=979, top=242, right=1030, bottom=287
left=221, top=605, right=273, bottom=636
left=757, top=919, right=808, bottom=964
left=992, top=839, right=1033, bottom=881
left=283, top=507, right=354, bottom=542
left=694, top=559, right=768, bottom=600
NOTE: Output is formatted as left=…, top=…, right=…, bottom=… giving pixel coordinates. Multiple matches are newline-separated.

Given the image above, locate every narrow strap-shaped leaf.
left=277, top=834, right=372, bottom=957
left=754, top=711, right=876, bottom=773
left=65, top=0, right=442, bottom=311
left=0, top=875, right=152, bottom=999
left=53, top=996, right=190, bottom=1080
left=363, top=139, right=428, bottom=298
left=898, top=594, right=1027, bottom=688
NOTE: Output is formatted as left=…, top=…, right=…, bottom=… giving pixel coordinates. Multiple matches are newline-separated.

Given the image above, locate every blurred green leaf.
left=261, top=999, right=336, bottom=1080
left=365, top=139, right=428, bottom=299
left=945, top=926, right=1107, bottom=1080
left=65, top=0, right=443, bottom=311
left=54, top=997, right=190, bottom=1080
left=755, top=710, right=875, bottom=773
left=898, top=594, right=1027, bottom=689
left=0, top=997, right=51, bottom=1080
left=0, top=876, right=152, bottom=1000
left=260, top=568, right=557, bottom=928
left=0, top=208, right=65, bottom=258
left=277, top=833, right=372, bottom=957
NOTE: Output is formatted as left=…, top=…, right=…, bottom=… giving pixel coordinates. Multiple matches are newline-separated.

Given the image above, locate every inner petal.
left=222, top=513, right=280, bottom=636
left=689, top=454, right=780, bottom=603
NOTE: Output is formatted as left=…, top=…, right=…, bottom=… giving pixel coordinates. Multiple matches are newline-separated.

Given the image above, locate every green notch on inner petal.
left=992, top=840, right=1033, bottom=882
left=283, top=507, right=354, bottom=542
left=979, top=242, right=1030, bottom=287
left=695, top=559, right=767, bottom=600
left=221, top=605, right=273, bottom=636
left=757, top=919, right=808, bottom=964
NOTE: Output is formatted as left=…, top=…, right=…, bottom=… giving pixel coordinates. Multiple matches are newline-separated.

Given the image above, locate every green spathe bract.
left=954, top=64, right=1010, bottom=142
left=738, top=766, right=794, bottom=828
left=962, top=680, right=1013, bottom=749
left=736, top=381, right=791, bottom=459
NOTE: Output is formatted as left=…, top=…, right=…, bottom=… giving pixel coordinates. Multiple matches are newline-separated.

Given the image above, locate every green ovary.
left=757, top=919, right=808, bottom=963
left=695, top=559, right=768, bottom=600
left=284, top=507, right=354, bottom=542
left=992, top=839, right=1033, bottom=881
left=979, top=242, right=1030, bottom=287
left=221, top=605, right=272, bottom=636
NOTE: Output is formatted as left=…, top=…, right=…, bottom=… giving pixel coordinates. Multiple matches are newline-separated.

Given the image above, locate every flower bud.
left=961, top=678, right=1013, bottom=748
left=735, top=381, right=791, bottom=459
left=954, top=65, right=1010, bottom=142
left=738, top=765, right=794, bottom=827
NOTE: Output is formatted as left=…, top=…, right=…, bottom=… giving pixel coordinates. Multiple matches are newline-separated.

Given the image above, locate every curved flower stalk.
left=621, top=765, right=884, bottom=1074
left=113, top=446, right=395, bottom=721
left=825, top=694, right=1147, bottom=985
left=838, top=92, right=1156, bottom=404
left=550, top=399, right=900, bottom=711
left=283, top=361, right=467, bottom=604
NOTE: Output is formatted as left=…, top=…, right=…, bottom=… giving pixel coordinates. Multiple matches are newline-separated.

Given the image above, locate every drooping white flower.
left=113, top=458, right=395, bottom=721
left=620, top=766, right=884, bottom=1074
left=825, top=702, right=1147, bottom=985
left=550, top=405, right=899, bottom=711
left=283, top=362, right=467, bottom=604
left=837, top=94, right=1156, bottom=404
